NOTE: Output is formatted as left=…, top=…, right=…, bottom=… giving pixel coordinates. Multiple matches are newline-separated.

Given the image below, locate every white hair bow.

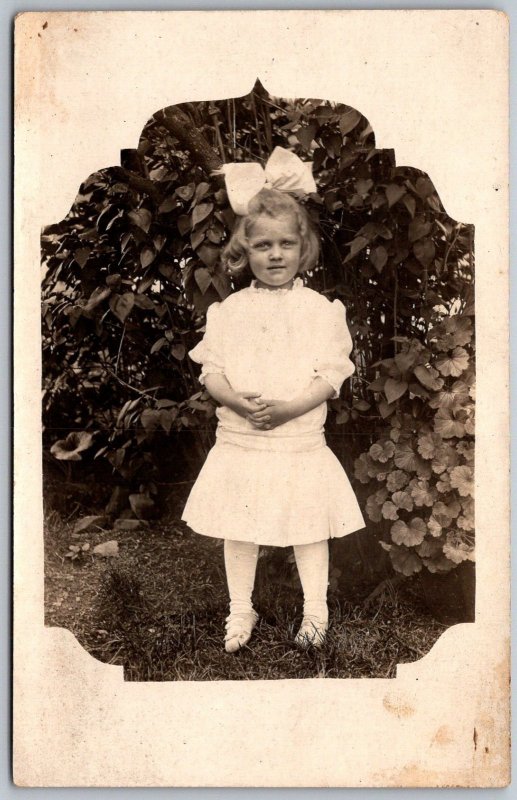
left=215, top=146, right=317, bottom=216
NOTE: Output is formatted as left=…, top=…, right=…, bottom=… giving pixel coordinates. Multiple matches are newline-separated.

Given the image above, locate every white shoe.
left=224, top=610, right=259, bottom=653
left=295, top=616, right=328, bottom=649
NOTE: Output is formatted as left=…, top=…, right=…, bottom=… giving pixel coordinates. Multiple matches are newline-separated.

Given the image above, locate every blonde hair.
left=221, top=188, right=320, bottom=276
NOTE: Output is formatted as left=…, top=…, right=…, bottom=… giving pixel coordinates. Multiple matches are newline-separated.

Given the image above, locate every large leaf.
left=158, top=196, right=177, bottom=214
left=133, top=294, right=155, bottom=310
left=378, top=400, right=396, bottom=418
left=211, top=271, right=231, bottom=300
left=408, top=218, right=431, bottom=242
left=159, top=408, right=178, bottom=433
left=389, top=545, right=423, bottom=576
left=190, top=227, right=206, bottom=250
left=391, top=517, right=426, bottom=547
left=140, top=245, right=156, bottom=269
left=384, top=378, right=408, bottom=404
left=171, top=343, right=186, bottom=361
left=415, top=176, right=435, bottom=198
left=338, top=108, right=362, bottom=135
left=413, top=364, right=444, bottom=391
left=128, top=208, right=152, bottom=233
left=193, top=182, right=210, bottom=204
left=297, top=123, right=318, bottom=151
left=434, top=408, right=465, bottom=439
left=367, top=376, right=386, bottom=392
left=177, top=215, right=191, bottom=235
left=394, top=350, right=418, bottom=374
left=370, top=245, right=388, bottom=273
left=417, top=432, right=440, bottom=460
left=402, top=195, right=416, bottom=218
left=150, top=337, right=166, bottom=354
left=385, top=184, right=405, bottom=208
left=194, top=267, right=212, bottom=295
left=198, top=244, right=220, bottom=268
left=175, top=183, right=195, bottom=201
left=343, top=235, right=369, bottom=263
left=74, top=247, right=90, bottom=268
left=381, top=501, right=399, bottom=520
left=109, top=293, right=134, bottom=323
left=393, top=441, right=419, bottom=472
left=413, top=238, right=436, bottom=267
left=192, top=202, right=213, bottom=228
left=386, top=470, right=409, bottom=492
left=392, top=490, right=414, bottom=512
left=409, top=479, right=435, bottom=507
left=83, top=286, right=111, bottom=313
left=141, top=408, right=161, bottom=432
left=449, top=465, right=474, bottom=497
left=442, top=538, right=474, bottom=565
left=428, top=380, right=470, bottom=409
left=369, top=440, right=395, bottom=463
left=435, top=347, right=470, bottom=377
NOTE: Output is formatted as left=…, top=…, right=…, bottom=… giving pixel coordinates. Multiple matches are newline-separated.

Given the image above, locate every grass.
left=44, top=510, right=449, bottom=681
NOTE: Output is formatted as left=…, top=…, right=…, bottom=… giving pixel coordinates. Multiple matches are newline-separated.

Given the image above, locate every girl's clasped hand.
left=246, top=396, right=292, bottom=430
left=181, top=147, right=366, bottom=656
left=225, top=391, right=291, bottom=431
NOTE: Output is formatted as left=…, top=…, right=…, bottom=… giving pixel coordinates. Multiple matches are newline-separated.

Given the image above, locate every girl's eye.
left=282, top=240, right=297, bottom=248
left=252, top=241, right=270, bottom=250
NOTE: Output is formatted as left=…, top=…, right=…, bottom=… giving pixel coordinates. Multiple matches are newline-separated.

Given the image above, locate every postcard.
left=13, top=9, right=509, bottom=787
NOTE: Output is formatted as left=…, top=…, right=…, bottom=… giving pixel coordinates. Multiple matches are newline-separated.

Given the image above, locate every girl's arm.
left=248, top=377, right=334, bottom=429
left=203, top=373, right=267, bottom=418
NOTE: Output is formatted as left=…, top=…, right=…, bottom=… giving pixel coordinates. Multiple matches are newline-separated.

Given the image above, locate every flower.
left=50, top=431, right=94, bottom=461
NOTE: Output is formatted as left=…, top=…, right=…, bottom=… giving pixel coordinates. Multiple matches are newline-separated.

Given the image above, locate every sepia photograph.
left=14, top=9, right=509, bottom=787
left=41, top=82, right=475, bottom=682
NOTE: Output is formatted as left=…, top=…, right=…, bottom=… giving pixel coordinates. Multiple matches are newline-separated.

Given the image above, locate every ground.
left=43, top=506, right=449, bottom=682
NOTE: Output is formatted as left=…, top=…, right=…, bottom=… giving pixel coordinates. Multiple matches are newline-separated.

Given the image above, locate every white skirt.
left=181, top=430, right=366, bottom=547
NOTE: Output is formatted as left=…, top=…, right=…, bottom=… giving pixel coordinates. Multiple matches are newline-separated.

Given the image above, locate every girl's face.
left=246, top=214, right=302, bottom=290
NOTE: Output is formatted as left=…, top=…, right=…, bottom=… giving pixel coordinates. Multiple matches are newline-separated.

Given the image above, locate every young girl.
left=182, top=151, right=365, bottom=653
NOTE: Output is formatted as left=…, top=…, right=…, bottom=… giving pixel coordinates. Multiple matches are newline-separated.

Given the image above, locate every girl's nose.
left=269, top=244, right=282, bottom=260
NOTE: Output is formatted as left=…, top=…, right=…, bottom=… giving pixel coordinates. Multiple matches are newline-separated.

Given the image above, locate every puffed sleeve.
left=313, top=299, right=355, bottom=399
left=188, top=302, right=226, bottom=385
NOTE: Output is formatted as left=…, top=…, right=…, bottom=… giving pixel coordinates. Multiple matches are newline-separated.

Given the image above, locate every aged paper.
left=14, top=10, right=509, bottom=787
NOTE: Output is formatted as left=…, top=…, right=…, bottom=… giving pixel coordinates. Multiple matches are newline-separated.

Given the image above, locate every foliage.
left=354, top=312, right=475, bottom=575
left=41, top=83, right=474, bottom=574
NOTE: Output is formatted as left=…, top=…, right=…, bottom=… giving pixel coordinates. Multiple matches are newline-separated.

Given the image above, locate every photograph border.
left=10, top=3, right=512, bottom=792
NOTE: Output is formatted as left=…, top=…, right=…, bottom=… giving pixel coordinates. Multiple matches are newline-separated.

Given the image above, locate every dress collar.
left=249, top=276, right=304, bottom=294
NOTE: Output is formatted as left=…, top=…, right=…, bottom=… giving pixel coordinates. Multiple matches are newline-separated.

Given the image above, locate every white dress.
left=181, top=278, right=366, bottom=546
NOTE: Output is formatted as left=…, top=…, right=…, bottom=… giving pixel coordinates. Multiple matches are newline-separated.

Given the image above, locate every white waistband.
left=216, top=426, right=326, bottom=453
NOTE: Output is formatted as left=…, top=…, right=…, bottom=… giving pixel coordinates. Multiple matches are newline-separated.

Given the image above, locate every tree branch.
left=157, top=106, right=223, bottom=176
left=109, top=166, right=162, bottom=203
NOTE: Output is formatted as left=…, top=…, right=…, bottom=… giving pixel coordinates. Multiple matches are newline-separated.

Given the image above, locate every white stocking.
left=224, top=539, right=259, bottom=616
left=293, top=540, right=329, bottom=623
